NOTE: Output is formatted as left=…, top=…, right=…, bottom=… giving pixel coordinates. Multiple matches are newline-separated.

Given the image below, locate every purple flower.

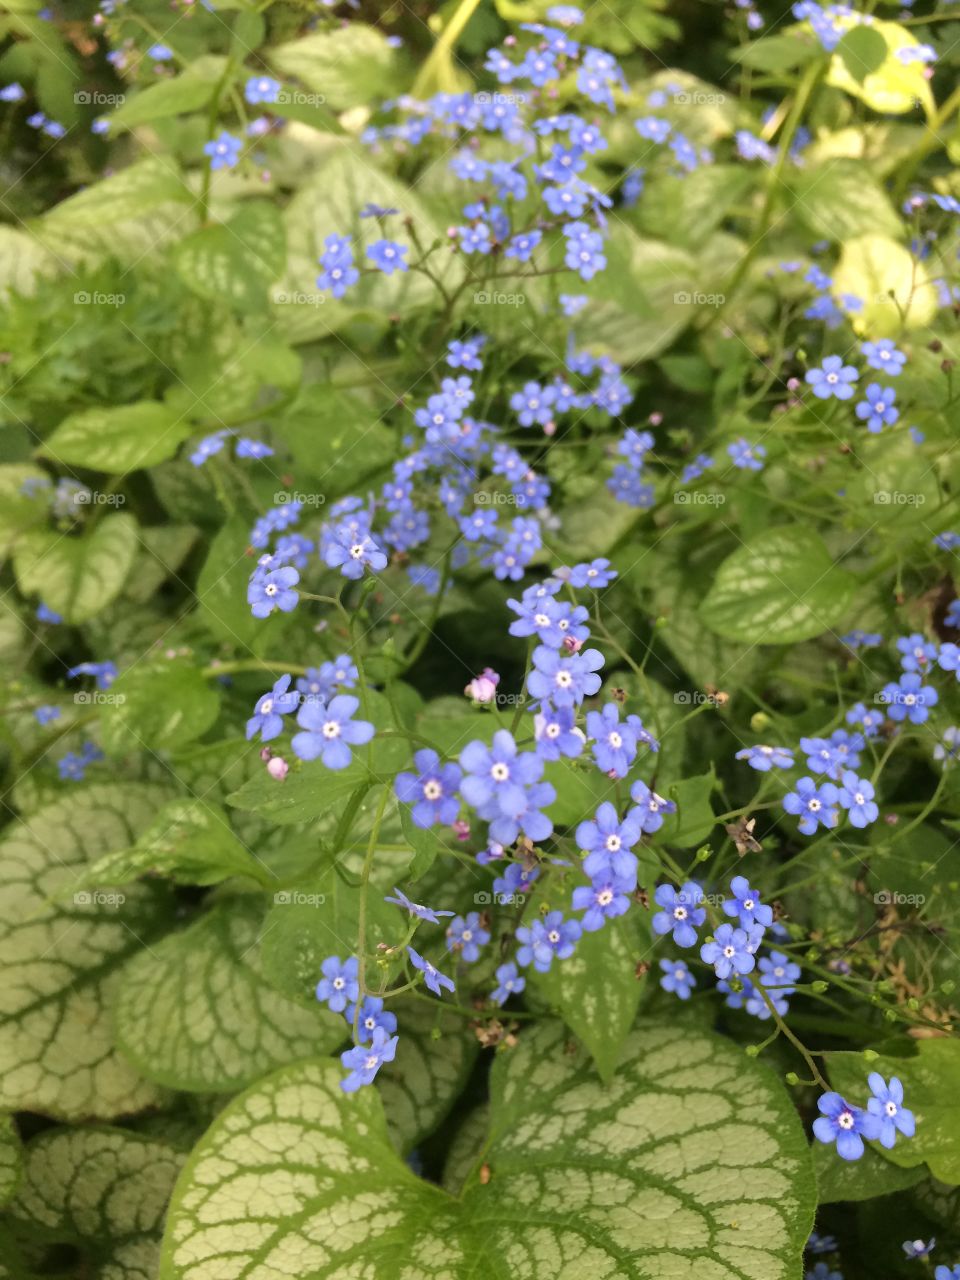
left=723, top=875, right=773, bottom=930
left=866, top=1073, right=915, bottom=1149
left=572, top=871, right=633, bottom=931
left=322, top=529, right=387, bottom=580
left=291, top=694, right=374, bottom=769
left=586, top=703, right=637, bottom=777
left=527, top=644, right=604, bottom=707
left=384, top=887, right=454, bottom=924
left=652, top=881, right=706, bottom=947
left=805, top=355, right=858, bottom=400
left=345, top=996, right=397, bottom=1044
left=578, top=801, right=642, bottom=883
left=408, top=945, right=456, bottom=996
left=245, top=674, right=299, bottom=742
left=838, top=771, right=878, bottom=828
left=395, top=749, right=462, bottom=827
left=735, top=744, right=794, bottom=771
left=491, top=961, right=525, bottom=1005
left=659, top=958, right=695, bottom=1000
left=340, top=1026, right=398, bottom=1092
left=446, top=912, right=490, bottom=962
left=315, top=955, right=359, bottom=1013
left=564, top=558, right=617, bottom=588
left=701, top=922, right=757, bottom=979
left=783, top=776, right=839, bottom=835
left=813, top=1092, right=880, bottom=1161
left=629, top=779, right=676, bottom=833
left=533, top=703, right=584, bottom=761
left=515, top=910, right=581, bottom=972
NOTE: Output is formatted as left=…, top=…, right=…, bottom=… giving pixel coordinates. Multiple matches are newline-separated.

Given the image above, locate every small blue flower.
left=395, top=749, right=462, bottom=828
left=723, top=876, right=773, bottom=930
left=845, top=702, right=884, bottom=737
left=701, top=923, right=757, bottom=979
left=248, top=566, right=299, bottom=618
left=936, top=1266, right=960, bottom=1280
left=366, top=238, right=408, bottom=275
left=408, top=945, right=456, bottom=996
left=505, top=229, right=542, bottom=262
left=572, top=871, right=633, bottom=931
left=897, top=632, right=937, bottom=672
left=629, top=779, right=676, bottom=833
left=861, top=340, right=906, bottom=376
left=813, top=1092, right=880, bottom=1161
left=783, top=777, right=839, bottom=835
left=805, top=1264, right=842, bottom=1280
left=447, top=336, right=485, bottom=370
left=236, top=438, right=274, bottom=459
left=577, top=801, right=642, bottom=882
left=317, top=232, right=358, bottom=298
left=516, top=910, right=581, bottom=972
left=659, top=957, right=695, bottom=999
left=527, top=644, right=604, bottom=707
left=446, top=912, right=490, bottom=962
left=384, top=887, right=454, bottom=924
left=36, top=602, right=62, bottom=623
left=203, top=130, right=242, bottom=170
left=345, top=996, right=397, bottom=1044
left=728, top=438, right=766, bottom=470
left=322, top=530, right=387, bottom=580
left=245, top=674, right=299, bottom=742
left=838, top=771, right=878, bottom=828
left=0, top=83, right=25, bottom=102
left=564, top=558, right=616, bottom=588
left=533, top=703, right=584, bottom=761
left=586, top=702, right=637, bottom=777
left=291, top=694, right=374, bottom=769
left=879, top=672, right=938, bottom=724
left=34, top=705, right=60, bottom=725
left=244, top=75, right=280, bottom=105
left=340, top=1025, right=398, bottom=1093
left=866, top=1073, right=915, bottom=1149
left=67, top=661, right=117, bottom=689
left=805, top=355, right=858, bottom=400
left=491, top=961, right=525, bottom=1005
left=652, top=881, right=706, bottom=947
left=842, top=629, right=882, bottom=650
left=735, top=744, right=794, bottom=771
left=902, top=1238, right=934, bottom=1259
left=316, top=955, right=359, bottom=1013
left=855, top=382, right=899, bottom=433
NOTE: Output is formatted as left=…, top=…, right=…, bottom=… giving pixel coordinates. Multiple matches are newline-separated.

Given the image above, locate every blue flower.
left=572, top=871, right=633, bottom=931
left=366, top=238, right=408, bottom=275
left=936, top=1266, right=960, bottom=1280
left=701, top=922, right=757, bottom=979
left=493, top=862, right=540, bottom=902
left=659, top=958, right=696, bottom=999
left=629, top=779, right=676, bottom=833
left=560, top=293, right=588, bottom=317
left=728, top=438, right=766, bottom=470
left=203, top=131, right=242, bottom=170
left=586, top=702, right=637, bottom=777
left=902, top=1238, right=934, bottom=1259
left=236, top=438, right=273, bottom=459
left=759, top=951, right=801, bottom=994
left=516, top=910, right=581, bottom=972
left=527, top=644, right=604, bottom=707
left=408, top=945, right=456, bottom=996
left=248, top=566, right=299, bottom=618
left=897, top=632, right=936, bottom=671
left=458, top=222, right=493, bottom=254
left=395, top=749, right=462, bottom=828
left=805, top=355, right=858, bottom=400
left=459, top=730, right=540, bottom=815
left=805, top=1264, right=842, bottom=1280
left=855, top=382, right=899, bottom=432
left=244, top=75, right=280, bottom=105
left=866, top=1073, right=915, bottom=1149
left=510, top=380, right=556, bottom=428
left=861, top=340, right=906, bottom=376
left=783, top=777, right=839, bottom=834
left=505, top=229, right=542, bottom=262
left=34, top=705, right=60, bottom=725
left=491, top=961, right=525, bottom=1005
left=315, top=955, right=359, bottom=1013
left=799, top=736, right=844, bottom=778
left=291, top=694, right=374, bottom=769
left=533, top=703, right=583, bottom=761
left=880, top=672, right=938, bottom=724
left=317, top=232, right=358, bottom=298
left=36, top=602, right=61, bottom=623
left=446, top=912, right=490, bottom=962
left=67, top=661, right=117, bottom=690
left=735, top=744, right=794, bottom=771
left=845, top=702, right=884, bottom=737
left=837, top=771, right=878, bottom=828
left=652, top=881, right=706, bottom=947
left=564, top=558, right=616, bottom=588
left=322, top=529, right=387, bottom=579
left=0, top=83, right=25, bottom=102
left=340, top=1025, right=398, bottom=1092
left=723, top=875, right=773, bottom=930
left=578, top=801, right=642, bottom=882
left=813, top=1092, right=880, bottom=1161
left=447, top=336, right=485, bottom=370
left=345, top=996, right=397, bottom=1044
left=245, top=674, right=299, bottom=742
left=563, top=221, right=606, bottom=280
left=384, top=887, right=454, bottom=924
left=842, top=629, right=883, bottom=650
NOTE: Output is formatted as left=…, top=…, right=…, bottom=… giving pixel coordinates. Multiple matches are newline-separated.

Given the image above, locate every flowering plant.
left=0, top=0, right=959, bottom=1275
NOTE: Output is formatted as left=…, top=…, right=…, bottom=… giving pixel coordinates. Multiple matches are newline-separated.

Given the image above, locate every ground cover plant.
left=1, top=0, right=960, bottom=1276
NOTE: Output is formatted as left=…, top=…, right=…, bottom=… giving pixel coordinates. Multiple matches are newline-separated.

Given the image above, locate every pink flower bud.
left=543, top=419, right=557, bottom=437
left=648, top=412, right=663, bottom=426
left=562, top=635, right=583, bottom=653
left=452, top=819, right=470, bottom=841
left=267, top=756, right=289, bottom=781
left=464, top=667, right=500, bottom=703
left=259, top=747, right=272, bottom=762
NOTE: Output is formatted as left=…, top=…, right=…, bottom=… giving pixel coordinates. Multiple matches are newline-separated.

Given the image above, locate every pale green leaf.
left=267, top=24, right=397, bottom=108
left=160, top=1020, right=816, bottom=1279
left=41, top=157, right=192, bottom=230
left=114, top=898, right=343, bottom=1093
left=0, top=784, right=174, bottom=1119
left=174, top=202, right=286, bottom=314
left=786, top=159, right=902, bottom=242
left=13, top=514, right=140, bottom=624
left=826, top=17, right=935, bottom=115
left=833, top=233, right=937, bottom=335
left=99, top=662, right=221, bottom=757
left=107, top=56, right=228, bottom=132
left=813, top=1138, right=925, bottom=1203
left=0, top=1116, right=21, bottom=1208
left=42, top=402, right=193, bottom=474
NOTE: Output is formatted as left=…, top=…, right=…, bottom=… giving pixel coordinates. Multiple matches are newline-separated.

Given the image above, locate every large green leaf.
left=813, top=1139, right=925, bottom=1203
left=266, top=23, right=397, bottom=108
left=107, top=56, right=228, bottom=132
left=699, top=526, right=857, bottom=644
left=833, top=233, right=937, bottom=335
left=277, top=384, right=394, bottom=500
left=40, top=156, right=192, bottom=230
left=160, top=1020, right=816, bottom=1279
left=0, top=1116, right=21, bottom=1208
left=0, top=784, right=173, bottom=1119
left=13, top=514, right=139, bottom=624
left=42, top=402, right=193, bottom=475
left=114, top=898, right=342, bottom=1093
left=826, top=1040, right=960, bottom=1185
left=174, top=203, right=286, bottom=314
left=99, top=662, right=221, bottom=757
left=5, top=1127, right=183, bottom=1278
left=786, top=159, right=902, bottom=242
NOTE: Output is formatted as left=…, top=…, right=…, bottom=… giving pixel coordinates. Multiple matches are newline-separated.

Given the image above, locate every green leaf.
left=0, top=784, right=173, bottom=1119
left=826, top=17, right=934, bottom=114
left=813, top=1138, right=925, bottom=1203
left=13, top=514, right=139, bottom=624
left=106, top=56, right=228, bottom=132
left=700, top=526, right=857, bottom=644
left=0, top=225, right=58, bottom=300
left=636, top=164, right=756, bottom=250
left=836, top=25, right=887, bottom=83
left=173, top=202, right=286, bottom=314
left=5, top=1127, right=183, bottom=1277
left=114, top=898, right=342, bottom=1093
left=160, top=1020, right=816, bottom=1279
left=228, top=761, right=371, bottom=827
left=42, top=401, right=193, bottom=474
left=541, top=757, right=616, bottom=826
left=66, top=799, right=268, bottom=892
left=658, top=770, right=718, bottom=848
left=833, top=233, right=937, bottom=335
left=277, top=384, right=394, bottom=500
left=99, top=662, right=221, bottom=757
left=734, top=32, right=820, bottom=72
left=0, top=465, right=50, bottom=560
left=532, top=894, right=649, bottom=1081
left=0, top=1116, right=21, bottom=1208
left=195, top=517, right=282, bottom=653
left=267, top=23, right=397, bottom=109
left=826, top=1040, right=960, bottom=1184
left=786, top=159, right=903, bottom=242
left=41, top=156, right=191, bottom=230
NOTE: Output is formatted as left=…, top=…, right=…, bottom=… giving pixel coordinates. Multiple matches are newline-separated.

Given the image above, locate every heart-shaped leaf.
left=161, top=1020, right=815, bottom=1278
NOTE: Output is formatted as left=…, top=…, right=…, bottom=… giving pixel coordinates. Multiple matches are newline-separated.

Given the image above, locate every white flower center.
left=608, top=731, right=622, bottom=749
left=261, top=699, right=274, bottom=715
left=423, top=780, right=442, bottom=801
left=547, top=929, right=560, bottom=944
left=322, top=720, right=341, bottom=739
left=674, top=905, right=688, bottom=921
left=265, top=584, right=278, bottom=597
left=349, top=543, right=365, bottom=560
left=555, top=671, right=573, bottom=688
left=838, top=1111, right=855, bottom=1130
left=597, top=889, right=614, bottom=907
left=491, top=762, right=510, bottom=782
